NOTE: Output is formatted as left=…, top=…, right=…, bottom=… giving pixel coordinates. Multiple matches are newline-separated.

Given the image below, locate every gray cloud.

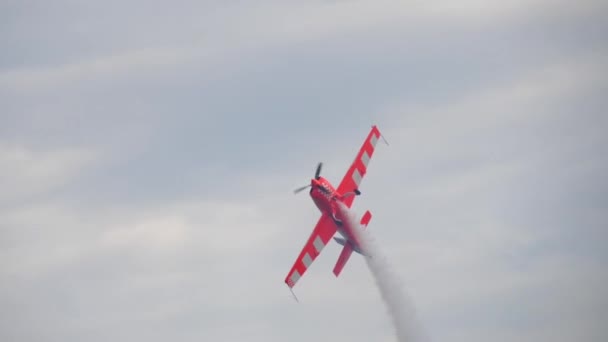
left=1, top=1, right=607, bottom=341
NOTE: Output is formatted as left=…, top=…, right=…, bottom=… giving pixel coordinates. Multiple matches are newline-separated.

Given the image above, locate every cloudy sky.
left=1, top=1, right=607, bottom=341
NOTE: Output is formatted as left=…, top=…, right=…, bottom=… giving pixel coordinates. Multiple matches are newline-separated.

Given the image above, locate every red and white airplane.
left=285, top=125, right=386, bottom=297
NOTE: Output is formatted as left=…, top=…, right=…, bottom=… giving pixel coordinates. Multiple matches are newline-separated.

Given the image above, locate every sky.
left=1, top=1, right=607, bottom=341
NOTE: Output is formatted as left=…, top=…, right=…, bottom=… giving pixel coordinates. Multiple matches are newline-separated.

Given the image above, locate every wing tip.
left=371, top=124, right=389, bottom=146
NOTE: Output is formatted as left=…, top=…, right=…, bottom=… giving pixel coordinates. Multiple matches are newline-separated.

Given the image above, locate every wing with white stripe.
left=337, top=125, right=383, bottom=208
left=284, top=214, right=336, bottom=288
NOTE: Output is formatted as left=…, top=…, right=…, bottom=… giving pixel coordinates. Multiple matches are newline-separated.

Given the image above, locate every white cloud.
left=1, top=1, right=606, bottom=341
left=0, top=145, right=97, bottom=203
left=0, top=47, right=191, bottom=91
left=101, top=215, right=191, bottom=252
left=100, top=200, right=284, bottom=256
left=4, top=0, right=604, bottom=93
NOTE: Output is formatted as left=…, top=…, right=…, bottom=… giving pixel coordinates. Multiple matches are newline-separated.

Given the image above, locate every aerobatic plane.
left=285, top=125, right=386, bottom=296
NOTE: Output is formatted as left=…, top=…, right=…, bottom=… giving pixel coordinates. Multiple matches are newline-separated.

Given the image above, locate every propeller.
left=293, top=184, right=311, bottom=194
left=314, top=162, right=323, bottom=180
left=293, top=162, right=323, bottom=194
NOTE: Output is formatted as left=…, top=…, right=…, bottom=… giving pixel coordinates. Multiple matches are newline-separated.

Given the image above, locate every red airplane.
left=285, top=125, right=386, bottom=297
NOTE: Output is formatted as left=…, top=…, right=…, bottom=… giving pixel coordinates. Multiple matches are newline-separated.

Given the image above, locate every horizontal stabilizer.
left=333, top=243, right=353, bottom=277
left=333, top=209, right=373, bottom=275
left=361, top=210, right=372, bottom=227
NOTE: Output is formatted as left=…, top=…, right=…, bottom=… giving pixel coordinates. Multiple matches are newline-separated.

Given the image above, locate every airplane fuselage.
left=309, top=176, right=362, bottom=251
left=309, top=176, right=336, bottom=213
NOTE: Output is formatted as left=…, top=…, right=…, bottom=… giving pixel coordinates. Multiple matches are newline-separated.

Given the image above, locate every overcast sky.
left=1, top=1, right=607, bottom=341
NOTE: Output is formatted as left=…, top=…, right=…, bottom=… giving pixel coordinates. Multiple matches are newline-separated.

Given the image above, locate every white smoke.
left=337, top=203, right=427, bottom=342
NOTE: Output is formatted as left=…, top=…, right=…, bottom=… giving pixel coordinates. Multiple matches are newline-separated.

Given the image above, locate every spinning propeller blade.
left=293, top=184, right=311, bottom=194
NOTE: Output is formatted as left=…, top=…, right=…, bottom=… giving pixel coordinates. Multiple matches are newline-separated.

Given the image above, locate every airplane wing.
left=285, top=214, right=336, bottom=288
left=336, top=125, right=383, bottom=208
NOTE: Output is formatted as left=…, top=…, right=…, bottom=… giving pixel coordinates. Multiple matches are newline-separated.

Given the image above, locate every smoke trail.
left=337, top=203, right=427, bottom=342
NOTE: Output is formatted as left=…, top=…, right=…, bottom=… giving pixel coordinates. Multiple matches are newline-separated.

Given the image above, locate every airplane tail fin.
left=332, top=210, right=372, bottom=277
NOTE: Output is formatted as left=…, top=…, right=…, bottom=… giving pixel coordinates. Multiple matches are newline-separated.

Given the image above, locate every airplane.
left=284, top=125, right=387, bottom=299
